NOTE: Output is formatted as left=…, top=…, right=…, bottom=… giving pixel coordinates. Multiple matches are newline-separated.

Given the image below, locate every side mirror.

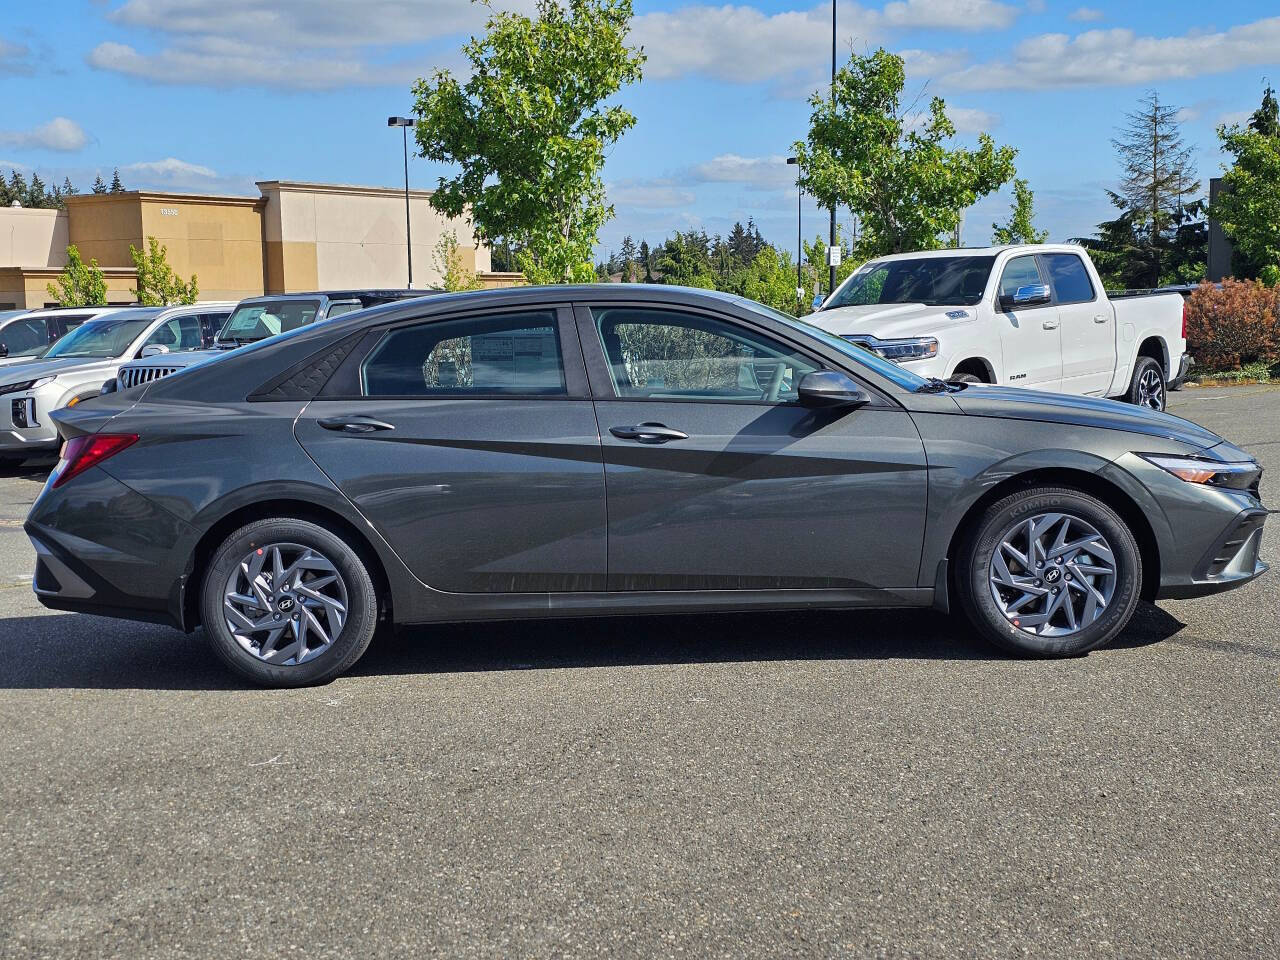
left=798, top=370, right=871, bottom=409
left=99, top=378, right=119, bottom=396
left=1001, top=283, right=1051, bottom=310
left=141, top=343, right=170, bottom=357
left=811, top=293, right=825, bottom=311
left=0, top=343, right=7, bottom=358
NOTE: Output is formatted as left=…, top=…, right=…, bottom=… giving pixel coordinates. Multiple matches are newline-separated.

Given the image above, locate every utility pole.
left=828, top=0, right=837, bottom=297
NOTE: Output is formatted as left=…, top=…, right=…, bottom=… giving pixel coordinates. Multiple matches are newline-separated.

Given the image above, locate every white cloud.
left=943, top=16, right=1280, bottom=90
left=902, top=105, right=1000, bottom=133
left=1217, top=109, right=1252, bottom=128
left=609, top=179, right=697, bottom=208
left=1068, top=6, right=1104, bottom=21
left=0, top=117, right=90, bottom=152
left=0, top=36, right=34, bottom=75
left=882, top=0, right=1019, bottom=30
left=690, top=154, right=797, bottom=191
left=118, top=156, right=257, bottom=194
left=900, top=48, right=972, bottom=78
left=124, top=157, right=218, bottom=179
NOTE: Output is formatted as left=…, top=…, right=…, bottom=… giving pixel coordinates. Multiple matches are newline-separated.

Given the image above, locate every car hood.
left=0, top=355, right=120, bottom=385
left=812, top=302, right=977, bottom=339
left=125, top=349, right=220, bottom=370
left=951, top=384, right=1227, bottom=451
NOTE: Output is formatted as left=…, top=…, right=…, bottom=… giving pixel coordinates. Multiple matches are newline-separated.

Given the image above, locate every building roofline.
left=256, top=180, right=437, bottom=200
left=64, top=190, right=265, bottom=208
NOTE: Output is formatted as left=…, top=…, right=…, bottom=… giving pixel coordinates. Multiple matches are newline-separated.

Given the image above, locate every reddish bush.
left=1183, top=278, right=1280, bottom=372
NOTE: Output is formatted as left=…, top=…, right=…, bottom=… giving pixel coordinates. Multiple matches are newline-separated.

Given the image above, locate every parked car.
left=0, top=303, right=232, bottom=461
left=0, top=306, right=127, bottom=368
left=113, top=290, right=427, bottom=391
left=810, top=245, right=1188, bottom=411
left=28, top=285, right=1267, bottom=686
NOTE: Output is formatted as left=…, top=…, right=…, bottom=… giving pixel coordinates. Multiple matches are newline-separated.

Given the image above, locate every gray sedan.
left=25, top=285, right=1268, bottom=686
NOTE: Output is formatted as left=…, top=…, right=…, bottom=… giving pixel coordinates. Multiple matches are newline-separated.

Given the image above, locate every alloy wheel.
left=1138, top=367, right=1164, bottom=410
left=988, top=512, right=1118, bottom=637
left=222, top=542, right=348, bottom=665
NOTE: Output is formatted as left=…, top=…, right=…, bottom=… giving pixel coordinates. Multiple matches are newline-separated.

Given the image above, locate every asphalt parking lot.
left=1, top=385, right=1278, bottom=959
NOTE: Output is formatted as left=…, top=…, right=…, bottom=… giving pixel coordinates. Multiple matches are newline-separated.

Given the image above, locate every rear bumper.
left=1168, top=352, right=1191, bottom=389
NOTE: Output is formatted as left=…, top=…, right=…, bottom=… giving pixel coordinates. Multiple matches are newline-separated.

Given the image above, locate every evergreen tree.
left=637, top=239, right=654, bottom=281
left=91, top=174, right=107, bottom=194
left=26, top=173, right=47, bottom=208
left=61, top=177, right=77, bottom=197
left=109, top=168, right=125, bottom=193
left=8, top=170, right=27, bottom=205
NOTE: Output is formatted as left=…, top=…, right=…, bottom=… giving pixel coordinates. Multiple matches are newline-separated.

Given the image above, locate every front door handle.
left=1093, top=314, right=1109, bottom=324
left=1042, top=319, right=1060, bottom=330
left=609, top=422, right=688, bottom=444
left=317, top=415, right=395, bottom=434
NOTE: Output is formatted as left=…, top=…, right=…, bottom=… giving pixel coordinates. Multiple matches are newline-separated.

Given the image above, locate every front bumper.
left=1157, top=506, right=1270, bottom=599
left=0, top=391, right=59, bottom=452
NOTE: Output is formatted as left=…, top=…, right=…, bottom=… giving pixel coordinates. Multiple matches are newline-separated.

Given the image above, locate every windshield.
left=741, top=300, right=930, bottom=392
left=45, top=312, right=158, bottom=359
left=825, top=255, right=996, bottom=309
left=218, top=300, right=322, bottom=343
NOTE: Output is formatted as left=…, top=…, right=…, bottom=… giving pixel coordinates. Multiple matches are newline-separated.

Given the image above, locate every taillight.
left=52, top=433, right=138, bottom=489
left=1181, top=302, right=1187, bottom=339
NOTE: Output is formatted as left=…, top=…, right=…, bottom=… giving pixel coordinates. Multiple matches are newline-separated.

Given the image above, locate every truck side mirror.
left=1001, top=283, right=1051, bottom=310
left=0, top=342, right=7, bottom=358
left=811, top=293, right=825, bottom=311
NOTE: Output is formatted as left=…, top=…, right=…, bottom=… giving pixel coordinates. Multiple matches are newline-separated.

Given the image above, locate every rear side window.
left=361, top=311, right=565, bottom=397
left=1043, top=254, right=1095, bottom=304
left=0, top=318, right=49, bottom=354
left=325, top=301, right=364, bottom=319
left=998, top=256, right=1042, bottom=299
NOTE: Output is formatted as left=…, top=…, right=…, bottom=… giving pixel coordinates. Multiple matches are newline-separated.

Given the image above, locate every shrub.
left=1183, top=278, right=1280, bottom=372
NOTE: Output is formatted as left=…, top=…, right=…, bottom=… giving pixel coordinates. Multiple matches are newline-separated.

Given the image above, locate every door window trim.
left=572, top=301, right=895, bottom=408
left=317, top=303, right=590, bottom=401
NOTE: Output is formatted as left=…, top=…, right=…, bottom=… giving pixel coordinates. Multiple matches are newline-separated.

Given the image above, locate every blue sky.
left=2, top=0, right=1278, bottom=261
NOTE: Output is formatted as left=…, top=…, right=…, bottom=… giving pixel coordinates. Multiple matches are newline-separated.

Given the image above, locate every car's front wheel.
left=200, top=518, right=378, bottom=686
left=957, top=486, right=1143, bottom=657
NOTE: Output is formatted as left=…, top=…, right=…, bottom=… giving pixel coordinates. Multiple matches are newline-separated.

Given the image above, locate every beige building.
left=0, top=181, right=518, bottom=309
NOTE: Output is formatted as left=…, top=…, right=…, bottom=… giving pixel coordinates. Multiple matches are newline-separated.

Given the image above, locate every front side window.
left=1043, top=253, right=1095, bottom=304
left=143, top=315, right=207, bottom=352
left=0, top=318, right=49, bottom=355
left=827, top=256, right=995, bottom=309
left=998, top=256, right=1043, bottom=300
left=219, top=300, right=322, bottom=343
left=592, top=308, right=819, bottom=403
left=361, top=311, right=565, bottom=397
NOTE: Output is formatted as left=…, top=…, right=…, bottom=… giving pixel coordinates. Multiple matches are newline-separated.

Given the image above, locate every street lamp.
left=787, top=157, right=802, bottom=306
left=388, top=116, right=415, bottom=288
left=828, top=0, right=838, bottom=296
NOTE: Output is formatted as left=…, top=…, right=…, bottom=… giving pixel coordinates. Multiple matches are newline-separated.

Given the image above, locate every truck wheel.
left=950, top=373, right=982, bottom=384
left=1126, top=356, right=1166, bottom=411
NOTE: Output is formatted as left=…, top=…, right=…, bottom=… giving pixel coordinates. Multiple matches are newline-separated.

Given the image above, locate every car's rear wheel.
left=200, top=518, right=378, bottom=686
left=957, top=487, right=1142, bottom=657
left=1126, top=356, right=1166, bottom=411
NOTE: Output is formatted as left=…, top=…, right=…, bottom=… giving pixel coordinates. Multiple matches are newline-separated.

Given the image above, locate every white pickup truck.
left=810, top=244, right=1188, bottom=411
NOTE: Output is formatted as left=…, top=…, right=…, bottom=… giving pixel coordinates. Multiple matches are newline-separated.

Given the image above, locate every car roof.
left=20, top=305, right=137, bottom=318
left=236, top=290, right=431, bottom=305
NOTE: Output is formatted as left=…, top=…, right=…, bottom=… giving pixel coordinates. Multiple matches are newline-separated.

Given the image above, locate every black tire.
left=956, top=486, right=1143, bottom=658
left=200, top=518, right=378, bottom=687
left=1126, top=355, right=1166, bottom=411
left=950, top=372, right=983, bottom=384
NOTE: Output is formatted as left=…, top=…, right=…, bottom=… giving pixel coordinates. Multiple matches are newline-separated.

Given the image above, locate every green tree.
left=46, top=245, right=108, bottom=306
left=792, top=48, right=1016, bottom=260
left=130, top=237, right=198, bottom=305
left=1211, top=84, right=1280, bottom=285
left=653, top=230, right=715, bottom=288
left=991, top=178, right=1048, bottom=245
left=91, top=174, right=107, bottom=194
left=637, top=239, right=654, bottom=281
left=412, top=0, right=644, bottom=285
left=432, top=229, right=484, bottom=291
left=109, top=169, right=125, bottom=193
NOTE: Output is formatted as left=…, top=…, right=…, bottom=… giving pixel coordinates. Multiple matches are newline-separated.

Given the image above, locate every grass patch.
left=1188, top=360, right=1278, bottom=387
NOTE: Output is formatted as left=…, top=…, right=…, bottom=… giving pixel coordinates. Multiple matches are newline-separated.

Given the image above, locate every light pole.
left=828, top=0, right=837, bottom=297
left=387, top=116, right=415, bottom=288
left=787, top=157, right=802, bottom=307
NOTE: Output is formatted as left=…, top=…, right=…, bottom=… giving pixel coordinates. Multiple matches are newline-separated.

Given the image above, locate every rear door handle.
left=1042, top=319, right=1060, bottom=330
left=317, top=415, right=395, bottom=434
left=1093, top=314, right=1109, bottom=323
left=609, top=422, right=688, bottom=444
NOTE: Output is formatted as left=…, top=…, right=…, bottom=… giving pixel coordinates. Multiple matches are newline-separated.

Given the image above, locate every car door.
left=994, top=255, right=1061, bottom=390
left=295, top=304, right=608, bottom=593
left=578, top=303, right=928, bottom=592
left=1044, top=252, right=1115, bottom=396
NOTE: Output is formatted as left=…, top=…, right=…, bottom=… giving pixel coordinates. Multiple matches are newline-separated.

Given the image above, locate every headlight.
left=0, top=376, right=55, bottom=395
left=1141, top=454, right=1261, bottom=491
left=843, top=335, right=938, bottom=363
